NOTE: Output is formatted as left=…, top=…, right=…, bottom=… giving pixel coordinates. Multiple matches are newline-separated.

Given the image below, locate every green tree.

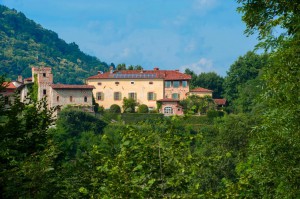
left=137, top=104, right=149, bottom=113
left=195, top=72, right=224, bottom=98
left=127, top=65, right=134, bottom=70
left=0, top=93, right=57, bottom=198
left=116, top=63, right=126, bottom=70
left=122, top=97, right=138, bottom=113
left=109, top=104, right=121, bottom=113
left=223, top=51, right=268, bottom=112
left=89, top=118, right=203, bottom=198
left=134, top=65, right=143, bottom=70
left=225, top=1, right=300, bottom=198
left=180, top=95, right=215, bottom=115
left=184, top=68, right=197, bottom=88
left=47, top=108, right=107, bottom=198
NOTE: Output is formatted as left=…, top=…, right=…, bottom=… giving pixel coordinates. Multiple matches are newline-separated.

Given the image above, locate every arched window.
left=57, top=96, right=59, bottom=102
left=164, top=107, right=173, bottom=114
left=84, top=96, right=87, bottom=102
left=70, top=96, right=73, bottom=102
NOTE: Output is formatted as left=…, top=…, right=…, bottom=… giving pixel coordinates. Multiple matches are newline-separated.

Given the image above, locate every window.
left=131, top=81, right=135, bottom=84
left=147, top=92, right=156, bottom=100
left=165, top=81, right=171, bottom=88
left=172, top=93, right=180, bottom=99
left=57, top=96, right=59, bottom=102
left=182, top=81, right=187, bottom=88
left=70, top=96, right=73, bottom=102
left=84, top=96, right=87, bottom=102
left=164, top=107, right=173, bottom=114
left=114, top=92, right=121, bottom=100
left=149, top=81, right=153, bottom=85
left=96, top=92, right=104, bottom=101
left=128, top=92, right=137, bottom=100
left=43, top=89, right=46, bottom=95
left=115, top=82, right=119, bottom=85
left=173, top=81, right=180, bottom=88
left=43, top=73, right=46, bottom=77
left=97, top=82, right=102, bottom=85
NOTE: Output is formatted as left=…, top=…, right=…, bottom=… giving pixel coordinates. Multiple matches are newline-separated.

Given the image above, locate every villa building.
left=1, top=66, right=226, bottom=116
left=31, top=67, right=94, bottom=114
left=189, top=87, right=213, bottom=97
left=1, top=67, right=95, bottom=116
left=86, top=67, right=191, bottom=113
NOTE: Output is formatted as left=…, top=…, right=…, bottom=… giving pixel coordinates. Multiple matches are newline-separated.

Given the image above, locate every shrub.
left=137, top=104, right=149, bottom=113
left=121, top=113, right=164, bottom=124
left=122, top=97, right=138, bottom=113
left=207, top=110, right=224, bottom=119
left=97, top=105, right=105, bottom=113
left=149, top=109, right=158, bottom=113
left=110, top=104, right=121, bottom=113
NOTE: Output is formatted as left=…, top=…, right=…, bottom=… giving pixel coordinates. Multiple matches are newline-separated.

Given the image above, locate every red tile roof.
left=50, top=84, right=95, bottom=89
left=87, top=69, right=191, bottom=80
left=190, top=87, right=213, bottom=92
left=2, top=82, right=17, bottom=89
left=24, top=77, right=32, bottom=81
left=157, top=98, right=180, bottom=102
left=214, top=99, right=227, bottom=105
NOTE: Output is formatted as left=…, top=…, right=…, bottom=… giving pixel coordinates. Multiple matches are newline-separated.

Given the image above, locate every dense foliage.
left=137, top=104, right=149, bottom=113
left=185, top=70, right=224, bottom=98
left=0, top=5, right=108, bottom=84
left=1, top=1, right=299, bottom=198
left=109, top=104, right=121, bottom=113
left=223, top=51, right=268, bottom=113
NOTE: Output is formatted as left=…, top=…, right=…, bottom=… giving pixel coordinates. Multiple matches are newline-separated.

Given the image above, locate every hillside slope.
left=0, top=5, right=108, bottom=84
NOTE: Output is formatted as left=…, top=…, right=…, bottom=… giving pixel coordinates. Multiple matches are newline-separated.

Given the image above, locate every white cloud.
left=194, top=0, right=218, bottom=11
left=180, top=58, right=214, bottom=75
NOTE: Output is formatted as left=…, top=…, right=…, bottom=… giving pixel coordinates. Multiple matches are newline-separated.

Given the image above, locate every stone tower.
left=32, top=67, right=53, bottom=102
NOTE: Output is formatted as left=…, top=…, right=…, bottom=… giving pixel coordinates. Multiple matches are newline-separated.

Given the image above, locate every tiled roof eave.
left=50, top=84, right=95, bottom=89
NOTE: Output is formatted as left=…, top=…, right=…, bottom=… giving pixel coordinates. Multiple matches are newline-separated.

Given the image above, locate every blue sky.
left=1, top=0, right=258, bottom=76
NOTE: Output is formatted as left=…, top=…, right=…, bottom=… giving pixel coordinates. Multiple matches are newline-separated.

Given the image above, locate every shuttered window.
left=114, top=92, right=122, bottom=100
left=147, top=92, right=157, bottom=100
left=96, top=92, right=104, bottom=101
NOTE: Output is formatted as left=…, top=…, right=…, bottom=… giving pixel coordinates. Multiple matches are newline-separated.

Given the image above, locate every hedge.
left=121, top=113, right=164, bottom=124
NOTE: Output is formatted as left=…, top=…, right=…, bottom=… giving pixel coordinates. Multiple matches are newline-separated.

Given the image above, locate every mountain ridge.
left=0, top=5, right=109, bottom=84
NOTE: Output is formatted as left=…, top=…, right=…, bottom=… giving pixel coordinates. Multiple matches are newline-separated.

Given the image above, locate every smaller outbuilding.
left=157, top=98, right=184, bottom=116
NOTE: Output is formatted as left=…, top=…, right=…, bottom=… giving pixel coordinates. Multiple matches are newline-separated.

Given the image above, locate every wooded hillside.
left=0, top=5, right=108, bottom=84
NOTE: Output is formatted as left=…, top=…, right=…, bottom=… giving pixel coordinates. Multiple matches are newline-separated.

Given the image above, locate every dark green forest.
left=0, top=5, right=108, bottom=84
left=1, top=1, right=300, bottom=198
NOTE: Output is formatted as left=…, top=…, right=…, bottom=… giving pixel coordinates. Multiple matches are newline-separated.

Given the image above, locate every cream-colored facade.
left=189, top=91, right=212, bottom=97
left=17, top=67, right=94, bottom=115
left=49, top=87, right=94, bottom=110
left=188, top=88, right=213, bottom=98
left=87, top=78, right=164, bottom=110
left=86, top=68, right=192, bottom=111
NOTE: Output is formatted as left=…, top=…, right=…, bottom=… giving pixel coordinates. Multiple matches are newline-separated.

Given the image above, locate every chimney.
left=109, top=66, right=114, bottom=74
left=175, top=69, right=179, bottom=72
left=97, top=71, right=101, bottom=75
left=17, top=75, right=23, bottom=82
left=154, top=67, right=159, bottom=71
left=140, top=68, right=144, bottom=73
